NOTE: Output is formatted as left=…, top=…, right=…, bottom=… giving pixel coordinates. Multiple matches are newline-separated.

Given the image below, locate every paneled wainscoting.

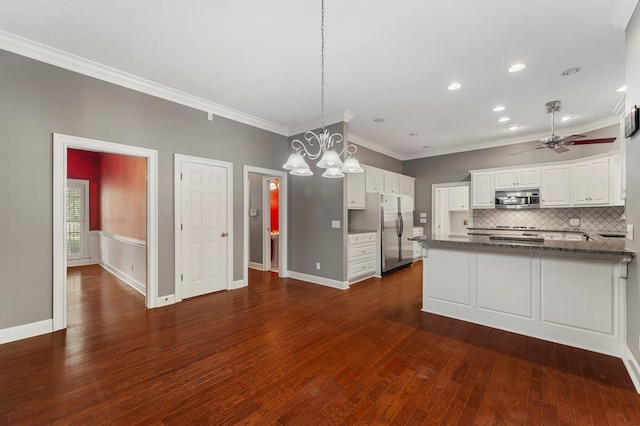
left=1, top=264, right=639, bottom=424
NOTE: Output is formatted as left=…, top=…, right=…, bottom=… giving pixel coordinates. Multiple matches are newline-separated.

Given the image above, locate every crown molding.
left=347, top=133, right=404, bottom=160
left=0, top=30, right=290, bottom=136
left=287, top=110, right=356, bottom=137
left=402, top=115, right=621, bottom=160
left=608, top=0, right=639, bottom=30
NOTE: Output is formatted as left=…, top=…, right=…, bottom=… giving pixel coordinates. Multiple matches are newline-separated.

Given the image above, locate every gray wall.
left=248, top=173, right=264, bottom=265
left=402, top=125, right=620, bottom=234
left=624, top=6, right=640, bottom=368
left=0, top=50, right=288, bottom=329
left=349, top=143, right=403, bottom=173
left=287, top=122, right=347, bottom=281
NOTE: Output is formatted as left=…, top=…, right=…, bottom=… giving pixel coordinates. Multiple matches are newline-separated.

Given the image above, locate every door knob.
left=221, top=232, right=228, bottom=237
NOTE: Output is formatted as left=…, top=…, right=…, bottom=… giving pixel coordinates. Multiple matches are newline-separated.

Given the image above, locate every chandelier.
left=282, top=0, right=363, bottom=178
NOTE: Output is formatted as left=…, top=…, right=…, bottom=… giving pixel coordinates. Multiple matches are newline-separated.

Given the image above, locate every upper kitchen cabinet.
left=571, top=157, right=610, bottom=206
left=471, top=171, right=494, bottom=208
left=346, top=172, right=366, bottom=210
left=540, top=165, right=571, bottom=207
left=399, top=175, right=415, bottom=199
left=494, top=167, right=541, bottom=190
left=449, top=185, right=469, bottom=211
left=384, top=173, right=400, bottom=194
left=364, top=165, right=384, bottom=193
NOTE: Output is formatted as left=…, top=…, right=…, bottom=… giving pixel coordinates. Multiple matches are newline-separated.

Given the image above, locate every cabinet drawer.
left=413, top=246, right=422, bottom=259
left=348, top=259, right=376, bottom=279
left=348, top=243, right=376, bottom=259
left=348, top=233, right=376, bottom=245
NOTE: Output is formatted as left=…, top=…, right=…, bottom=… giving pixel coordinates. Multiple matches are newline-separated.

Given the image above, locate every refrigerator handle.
left=397, top=212, right=403, bottom=237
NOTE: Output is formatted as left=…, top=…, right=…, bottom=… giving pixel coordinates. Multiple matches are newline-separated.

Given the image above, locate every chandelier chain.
left=320, top=0, right=325, bottom=131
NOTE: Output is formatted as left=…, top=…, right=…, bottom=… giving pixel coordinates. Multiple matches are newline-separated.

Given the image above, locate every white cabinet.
left=540, top=165, right=571, bottom=207
left=346, top=172, right=366, bottom=210
left=471, top=172, right=494, bottom=209
left=564, top=233, right=584, bottom=241
left=571, top=158, right=610, bottom=206
left=412, top=227, right=424, bottom=260
left=364, top=166, right=384, bottom=193
left=399, top=175, right=415, bottom=199
left=611, top=153, right=624, bottom=206
left=384, top=173, right=400, bottom=194
left=347, top=233, right=376, bottom=280
left=448, top=186, right=469, bottom=211
left=494, top=167, right=540, bottom=190
left=541, top=232, right=563, bottom=240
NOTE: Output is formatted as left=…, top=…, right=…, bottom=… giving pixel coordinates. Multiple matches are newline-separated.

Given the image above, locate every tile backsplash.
left=473, top=206, right=625, bottom=232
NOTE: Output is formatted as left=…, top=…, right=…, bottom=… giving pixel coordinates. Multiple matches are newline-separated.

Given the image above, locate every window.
left=66, top=179, right=89, bottom=259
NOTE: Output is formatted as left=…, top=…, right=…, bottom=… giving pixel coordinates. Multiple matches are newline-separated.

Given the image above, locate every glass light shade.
left=283, top=153, right=307, bottom=170
left=290, top=164, right=313, bottom=176
left=316, top=150, right=343, bottom=168
left=341, top=157, right=364, bottom=173
left=322, top=167, right=344, bottom=178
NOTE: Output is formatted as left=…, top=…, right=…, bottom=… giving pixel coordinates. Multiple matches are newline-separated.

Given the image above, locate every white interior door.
left=181, top=161, right=228, bottom=298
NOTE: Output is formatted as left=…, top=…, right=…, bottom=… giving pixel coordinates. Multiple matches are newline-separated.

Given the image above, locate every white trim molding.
left=287, top=110, right=355, bottom=137
left=53, top=133, right=159, bottom=332
left=623, top=345, right=640, bottom=393
left=156, top=294, right=176, bottom=308
left=230, top=280, right=246, bottom=290
left=0, top=319, right=53, bottom=345
left=288, top=271, right=349, bottom=290
left=249, top=262, right=264, bottom=271
left=608, top=0, right=639, bottom=30
left=0, top=30, right=289, bottom=137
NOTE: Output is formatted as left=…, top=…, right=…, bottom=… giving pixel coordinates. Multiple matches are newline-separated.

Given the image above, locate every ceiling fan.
left=512, top=100, right=616, bottom=155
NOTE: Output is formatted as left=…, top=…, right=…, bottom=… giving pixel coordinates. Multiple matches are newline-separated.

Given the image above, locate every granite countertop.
left=467, top=226, right=625, bottom=236
left=409, top=234, right=635, bottom=257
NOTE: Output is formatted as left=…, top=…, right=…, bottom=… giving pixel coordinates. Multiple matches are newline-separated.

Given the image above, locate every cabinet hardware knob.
left=221, top=232, right=228, bottom=237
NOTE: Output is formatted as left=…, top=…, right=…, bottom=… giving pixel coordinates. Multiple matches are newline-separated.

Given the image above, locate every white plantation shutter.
left=66, top=179, right=89, bottom=259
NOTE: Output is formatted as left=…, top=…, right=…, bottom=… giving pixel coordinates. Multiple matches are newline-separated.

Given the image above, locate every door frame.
left=431, top=181, right=472, bottom=235
left=243, top=166, right=288, bottom=285
left=174, top=154, right=234, bottom=302
left=262, top=176, right=280, bottom=272
left=53, top=133, right=159, bottom=331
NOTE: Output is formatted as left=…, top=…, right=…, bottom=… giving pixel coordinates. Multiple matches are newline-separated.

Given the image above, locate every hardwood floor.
left=1, top=264, right=640, bottom=424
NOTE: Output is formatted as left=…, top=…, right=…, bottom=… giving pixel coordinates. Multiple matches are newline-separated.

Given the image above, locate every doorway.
left=53, top=133, right=159, bottom=332
left=431, top=182, right=472, bottom=237
left=262, top=176, right=280, bottom=272
left=243, top=166, right=288, bottom=286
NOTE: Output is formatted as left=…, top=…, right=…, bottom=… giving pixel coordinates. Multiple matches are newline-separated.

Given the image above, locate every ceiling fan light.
left=283, top=152, right=307, bottom=170
left=341, top=157, right=364, bottom=173
left=322, top=167, right=345, bottom=178
left=316, top=150, right=343, bottom=168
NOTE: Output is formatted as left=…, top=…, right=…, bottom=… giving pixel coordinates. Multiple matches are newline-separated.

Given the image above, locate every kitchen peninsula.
left=412, top=233, right=635, bottom=357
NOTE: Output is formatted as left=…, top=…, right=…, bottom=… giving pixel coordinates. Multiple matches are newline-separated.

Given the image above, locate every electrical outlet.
left=316, top=262, right=320, bottom=270
left=570, top=218, right=580, bottom=226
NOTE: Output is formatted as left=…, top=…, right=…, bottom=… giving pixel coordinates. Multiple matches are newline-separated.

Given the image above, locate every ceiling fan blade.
left=553, top=145, right=570, bottom=153
left=570, top=137, right=616, bottom=145
left=508, top=146, right=546, bottom=156
left=557, top=134, right=585, bottom=144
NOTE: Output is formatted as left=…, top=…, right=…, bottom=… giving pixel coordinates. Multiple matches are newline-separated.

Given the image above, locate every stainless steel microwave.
left=495, top=190, right=540, bottom=209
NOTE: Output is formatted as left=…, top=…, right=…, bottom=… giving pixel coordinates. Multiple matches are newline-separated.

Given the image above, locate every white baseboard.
left=249, top=262, right=263, bottom=271
left=67, top=257, right=99, bottom=267
left=100, top=261, right=146, bottom=295
left=623, top=345, right=640, bottom=393
left=0, top=319, right=53, bottom=344
left=156, top=294, right=175, bottom=307
left=229, top=279, right=246, bottom=290
left=288, top=271, right=349, bottom=290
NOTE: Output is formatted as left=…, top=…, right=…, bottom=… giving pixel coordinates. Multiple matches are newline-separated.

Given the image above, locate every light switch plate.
left=627, top=224, right=634, bottom=241
left=420, top=212, right=427, bottom=218
left=420, top=218, right=427, bottom=224
left=569, top=218, right=579, bottom=226
left=331, top=220, right=341, bottom=229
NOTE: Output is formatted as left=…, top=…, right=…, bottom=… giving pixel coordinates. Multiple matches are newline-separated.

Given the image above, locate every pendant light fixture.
left=282, top=0, right=363, bottom=178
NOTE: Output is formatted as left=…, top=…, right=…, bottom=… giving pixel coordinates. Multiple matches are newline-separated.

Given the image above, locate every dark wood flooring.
left=1, top=263, right=640, bottom=424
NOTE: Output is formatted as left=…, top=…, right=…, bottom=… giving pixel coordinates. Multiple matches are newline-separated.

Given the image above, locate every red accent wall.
left=270, top=181, right=279, bottom=233
left=67, top=148, right=101, bottom=230
left=100, top=153, right=147, bottom=241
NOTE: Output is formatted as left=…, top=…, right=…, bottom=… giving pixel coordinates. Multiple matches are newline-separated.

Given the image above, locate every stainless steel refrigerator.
left=351, top=193, right=414, bottom=276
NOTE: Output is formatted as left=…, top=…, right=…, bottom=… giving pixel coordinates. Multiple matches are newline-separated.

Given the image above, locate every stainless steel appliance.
left=494, top=190, right=540, bottom=209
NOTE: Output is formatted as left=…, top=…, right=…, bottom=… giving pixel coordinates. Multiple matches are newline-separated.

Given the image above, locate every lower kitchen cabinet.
left=412, top=227, right=424, bottom=260
left=347, top=233, right=376, bottom=280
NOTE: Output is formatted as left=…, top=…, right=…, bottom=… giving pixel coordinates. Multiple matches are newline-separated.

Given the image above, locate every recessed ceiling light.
left=448, top=82, right=462, bottom=91
left=498, top=117, right=510, bottom=123
left=561, top=116, right=572, bottom=121
left=508, top=125, right=520, bottom=130
left=409, top=133, right=419, bottom=136
left=561, top=66, right=582, bottom=76
left=493, top=106, right=506, bottom=112
left=508, top=63, right=526, bottom=73
left=616, top=86, right=627, bottom=92
left=373, top=117, right=384, bottom=122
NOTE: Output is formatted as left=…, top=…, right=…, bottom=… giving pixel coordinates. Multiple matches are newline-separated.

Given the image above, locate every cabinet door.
left=449, top=186, right=469, bottom=211
left=570, top=162, right=591, bottom=205
left=399, top=175, right=415, bottom=199
left=471, top=172, right=494, bottom=208
left=541, top=165, right=570, bottom=207
left=517, top=167, right=541, bottom=188
left=589, top=158, right=610, bottom=205
left=346, top=172, right=366, bottom=209
left=384, top=172, right=400, bottom=194
left=494, top=170, right=517, bottom=190
left=364, top=166, right=384, bottom=192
